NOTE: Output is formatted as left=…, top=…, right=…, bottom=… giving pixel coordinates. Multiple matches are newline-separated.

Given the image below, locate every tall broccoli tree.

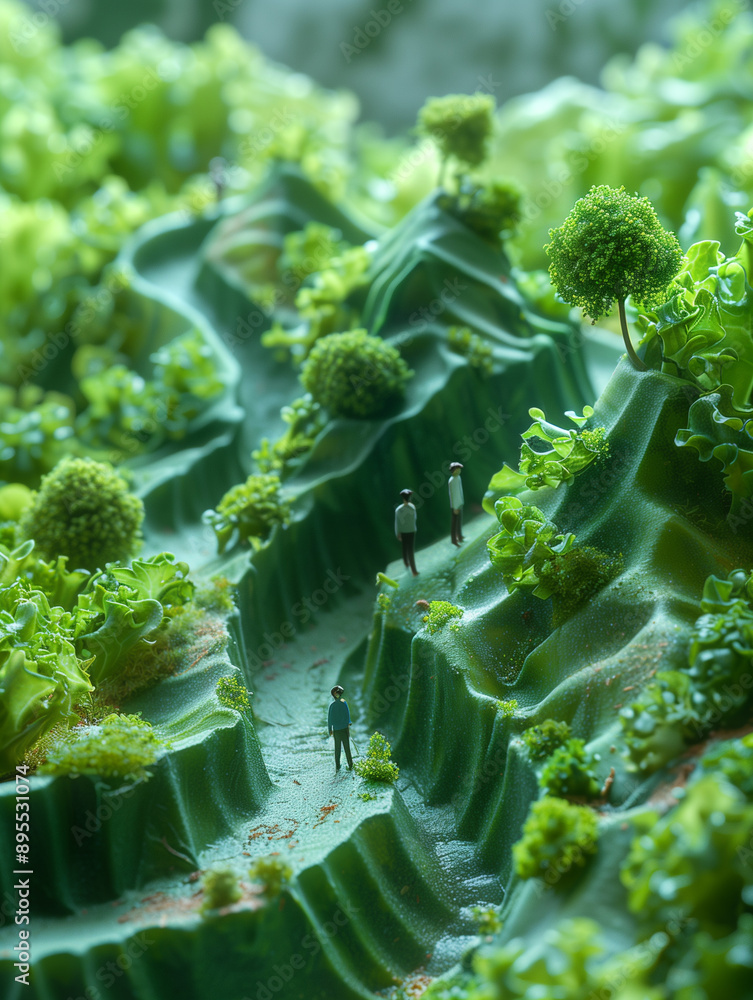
left=546, top=185, right=683, bottom=372
left=417, top=93, right=495, bottom=187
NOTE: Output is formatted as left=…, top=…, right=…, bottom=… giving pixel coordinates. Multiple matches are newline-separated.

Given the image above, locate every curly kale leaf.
left=621, top=771, right=753, bottom=936
left=619, top=670, right=701, bottom=774
left=484, top=406, right=609, bottom=515
left=639, top=239, right=753, bottom=400
left=75, top=594, right=164, bottom=687
left=74, top=553, right=193, bottom=685
left=675, top=384, right=753, bottom=519
left=92, top=552, right=194, bottom=610
left=487, top=496, right=576, bottom=598
left=0, top=582, right=92, bottom=773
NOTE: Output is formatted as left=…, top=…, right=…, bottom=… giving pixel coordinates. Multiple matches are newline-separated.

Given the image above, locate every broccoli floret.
left=201, top=867, right=242, bottom=914
left=539, top=738, right=602, bottom=799
left=19, top=457, right=144, bottom=572
left=38, top=713, right=166, bottom=782
left=418, top=93, right=495, bottom=175
left=216, top=674, right=252, bottom=713
left=546, top=185, right=683, bottom=370
left=521, top=719, right=572, bottom=762
left=248, top=856, right=292, bottom=897
left=299, top=329, right=413, bottom=420
left=447, top=325, right=494, bottom=374
left=203, top=473, right=291, bottom=554
left=354, top=731, right=399, bottom=783
left=422, top=600, right=464, bottom=634
left=513, top=796, right=598, bottom=881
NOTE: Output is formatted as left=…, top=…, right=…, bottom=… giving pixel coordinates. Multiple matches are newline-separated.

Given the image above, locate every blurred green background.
left=22, top=0, right=692, bottom=130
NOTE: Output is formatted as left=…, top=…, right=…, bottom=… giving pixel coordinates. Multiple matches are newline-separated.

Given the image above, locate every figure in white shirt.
left=395, top=489, right=419, bottom=576
left=449, top=462, right=464, bottom=546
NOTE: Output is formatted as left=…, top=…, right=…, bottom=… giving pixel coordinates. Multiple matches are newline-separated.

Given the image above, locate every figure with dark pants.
left=328, top=685, right=353, bottom=772
left=395, top=488, right=419, bottom=576
left=449, top=462, right=464, bottom=546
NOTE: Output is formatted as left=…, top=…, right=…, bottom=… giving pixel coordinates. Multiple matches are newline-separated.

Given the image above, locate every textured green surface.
left=0, top=174, right=622, bottom=997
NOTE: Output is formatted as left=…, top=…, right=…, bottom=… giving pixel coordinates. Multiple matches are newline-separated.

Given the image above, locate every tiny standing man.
left=395, top=488, right=419, bottom=576
left=449, top=462, right=464, bottom=546
left=328, top=685, right=354, bottom=772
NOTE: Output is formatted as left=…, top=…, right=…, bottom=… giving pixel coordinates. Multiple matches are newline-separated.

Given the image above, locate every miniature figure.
left=449, top=462, right=464, bottom=546
left=395, top=488, right=419, bottom=576
left=328, top=685, right=354, bottom=772
left=209, top=156, right=227, bottom=201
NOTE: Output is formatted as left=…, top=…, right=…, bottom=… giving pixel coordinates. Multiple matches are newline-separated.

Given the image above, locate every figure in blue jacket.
left=328, top=685, right=353, bottom=772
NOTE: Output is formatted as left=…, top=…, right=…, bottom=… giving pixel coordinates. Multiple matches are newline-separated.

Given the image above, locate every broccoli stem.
left=618, top=296, right=647, bottom=372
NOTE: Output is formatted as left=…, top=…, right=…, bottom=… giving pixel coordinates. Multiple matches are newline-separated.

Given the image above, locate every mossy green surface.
left=0, top=171, right=625, bottom=997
